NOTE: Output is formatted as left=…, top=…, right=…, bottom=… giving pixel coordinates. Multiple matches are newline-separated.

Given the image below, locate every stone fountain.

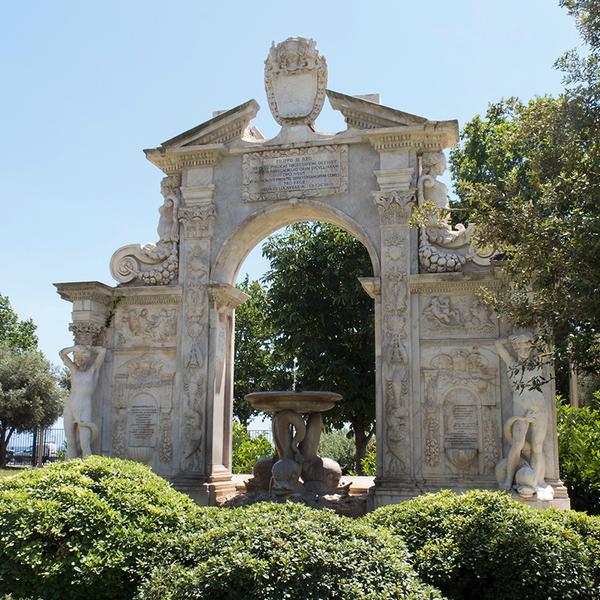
left=222, top=390, right=368, bottom=515
left=245, top=391, right=343, bottom=495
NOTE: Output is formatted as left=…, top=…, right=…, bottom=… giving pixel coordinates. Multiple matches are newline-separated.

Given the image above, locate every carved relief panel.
left=420, top=294, right=497, bottom=339
left=115, top=301, right=178, bottom=347
left=421, top=346, right=501, bottom=478
left=111, top=352, right=175, bottom=467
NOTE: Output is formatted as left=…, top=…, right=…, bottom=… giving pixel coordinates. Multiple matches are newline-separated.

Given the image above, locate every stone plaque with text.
left=242, top=145, right=348, bottom=202
left=128, top=394, right=158, bottom=447
left=445, top=403, right=479, bottom=450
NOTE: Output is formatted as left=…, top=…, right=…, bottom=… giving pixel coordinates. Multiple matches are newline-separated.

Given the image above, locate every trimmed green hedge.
left=2, top=459, right=600, bottom=599
left=0, top=456, right=200, bottom=599
left=136, top=502, right=442, bottom=600
left=366, top=490, right=600, bottom=600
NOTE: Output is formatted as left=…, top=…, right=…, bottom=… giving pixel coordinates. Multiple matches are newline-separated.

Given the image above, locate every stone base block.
left=171, top=472, right=237, bottom=506
left=369, top=478, right=571, bottom=511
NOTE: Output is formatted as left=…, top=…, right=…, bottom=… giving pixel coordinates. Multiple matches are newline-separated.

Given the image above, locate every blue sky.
left=0, top=1, right=580, bottom=363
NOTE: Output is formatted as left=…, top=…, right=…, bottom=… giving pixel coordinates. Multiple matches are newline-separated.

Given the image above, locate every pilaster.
left=370, top=160, right=418, bottom=505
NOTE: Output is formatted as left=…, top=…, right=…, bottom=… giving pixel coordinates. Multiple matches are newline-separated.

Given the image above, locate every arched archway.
left=209, top=201, right=380, bottom=489
left=212, top=198, right=380, bottom=286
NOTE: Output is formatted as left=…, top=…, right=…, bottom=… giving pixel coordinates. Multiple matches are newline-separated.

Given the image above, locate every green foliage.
left=0, top=456, right=201, bottom=600
left=232, top=421, right=273, bottom=474
left=318, top=429, right=357, bottom=474
left=262, top=223, right=375, bottom=472
left=366, top=490, right=600, bottom=600
left=234, top=277, right=289, bottom=426
left=135, top=502, right=443, bottom=600
left=0, top=346, right=63, bottom=467
left=557, top=402, right=600, bottom=514
left=0, top=295, right=37, bottom=352
left=359, top=440, right=376, bottom=476
left=449, top=1, right=600, bottom=374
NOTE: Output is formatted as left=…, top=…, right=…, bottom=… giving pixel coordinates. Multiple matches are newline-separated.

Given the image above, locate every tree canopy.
left=0, top=294, right=63, bottom=466
left=0, top=294, right=38, bottom=352
left=449, top=0, right=600, bottom=376
left=0, top=346, right=64, bottom=466
left=234, top=223, right=375, bottom=471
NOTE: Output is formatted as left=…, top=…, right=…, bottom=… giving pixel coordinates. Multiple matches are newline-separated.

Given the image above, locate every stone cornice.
left=144, top=146, right=226, bottom=175
left=365, top=122, right=459, bottom=153
left=208, top=282, right=250, bottom=310
left=359, top=277, right=381, bottom=299
left=116, top=286, right=182, bottom=305
left=327, top=89, right=428, bottom=129
left=409, top=272, right=501, bottom=295
left=54, top=281, right=114, bottom=304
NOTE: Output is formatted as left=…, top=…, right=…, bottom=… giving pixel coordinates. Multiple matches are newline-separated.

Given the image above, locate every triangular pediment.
left=327, top=89, right=428, bottom=130
left=157, top=99, right=263, bottom=149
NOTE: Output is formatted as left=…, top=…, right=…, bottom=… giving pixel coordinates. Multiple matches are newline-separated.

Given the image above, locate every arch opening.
left=229, top=211, right=377, bottom=478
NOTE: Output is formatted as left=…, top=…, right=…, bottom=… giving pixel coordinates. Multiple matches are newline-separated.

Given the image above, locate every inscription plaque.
left=242, top=145, right=348, bottom=202
left=128, top=394, right=158, bottom=447
left=445, top=403, right=478, bottom=449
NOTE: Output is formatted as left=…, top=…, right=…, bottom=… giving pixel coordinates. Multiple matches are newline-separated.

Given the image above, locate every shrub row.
left=1, top=457, right=600, bottom=599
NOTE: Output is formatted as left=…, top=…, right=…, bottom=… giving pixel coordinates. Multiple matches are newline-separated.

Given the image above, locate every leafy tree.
left=0, top=346, right=64, bottom=466
left=449, top=0, right=600, bottom=378
left=234, top=277, right=289, bottom=426
left=262, top=222, right=375, bottom=472
left=0, top=295, right=37, bottom=351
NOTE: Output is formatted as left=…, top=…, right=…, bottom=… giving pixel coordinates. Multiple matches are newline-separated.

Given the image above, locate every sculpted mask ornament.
left=265, top=37, right=327, bottom=127
left=495, top=334, right=554, bottom=501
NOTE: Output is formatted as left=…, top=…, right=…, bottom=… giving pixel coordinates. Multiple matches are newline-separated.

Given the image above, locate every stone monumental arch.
left=56, top=38, right=569, bottom=509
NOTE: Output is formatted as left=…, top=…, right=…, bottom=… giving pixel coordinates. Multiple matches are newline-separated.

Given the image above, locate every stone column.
left=371, top=165, right=417, bottom=505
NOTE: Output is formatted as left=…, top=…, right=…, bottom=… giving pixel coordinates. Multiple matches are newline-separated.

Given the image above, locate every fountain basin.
left=246, top=390, right=342, bottom=413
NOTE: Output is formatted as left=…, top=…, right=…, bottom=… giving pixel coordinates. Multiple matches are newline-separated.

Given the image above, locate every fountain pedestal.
left=245, top=391, right=343, bottom=495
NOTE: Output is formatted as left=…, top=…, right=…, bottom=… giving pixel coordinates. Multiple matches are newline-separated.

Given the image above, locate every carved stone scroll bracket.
left=110, top=174, right=182, bottom=285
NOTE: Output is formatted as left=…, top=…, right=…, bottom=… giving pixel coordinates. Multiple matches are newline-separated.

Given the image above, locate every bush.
left=318, top=429, right=356, bottom=474
left=232, top=421, right=273, bottom=474
left=0, top=456, right=201, bottom=600
left=360, top=440, right=376, bottom=476
left=557, top=402, right=600, bottom=514
left=365, top=490, right=599, bottom=600
left=135, top=502, right=443, bottom=600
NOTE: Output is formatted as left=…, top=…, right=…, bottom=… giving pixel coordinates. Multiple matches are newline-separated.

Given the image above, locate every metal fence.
left=6, top=427, right=271, bottom=466
left=248, top=428, right=273, bottom=444
left=6, top=428, right=66, bottom=466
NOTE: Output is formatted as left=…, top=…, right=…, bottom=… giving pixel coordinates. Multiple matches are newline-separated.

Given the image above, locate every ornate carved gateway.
left=55, top=38, right=569, bottom=508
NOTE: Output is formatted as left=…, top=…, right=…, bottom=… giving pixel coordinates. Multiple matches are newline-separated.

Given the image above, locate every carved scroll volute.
left=110, top=174, right=182, bottom=286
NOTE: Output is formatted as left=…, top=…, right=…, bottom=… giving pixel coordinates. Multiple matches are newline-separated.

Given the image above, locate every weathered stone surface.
left=54, top=37, right=568, bottom=509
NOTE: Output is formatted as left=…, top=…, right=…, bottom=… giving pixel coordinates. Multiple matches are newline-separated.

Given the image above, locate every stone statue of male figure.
left=495, top=333, right=550, bottom=497
left=59, top=344, right=107, bottom=459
